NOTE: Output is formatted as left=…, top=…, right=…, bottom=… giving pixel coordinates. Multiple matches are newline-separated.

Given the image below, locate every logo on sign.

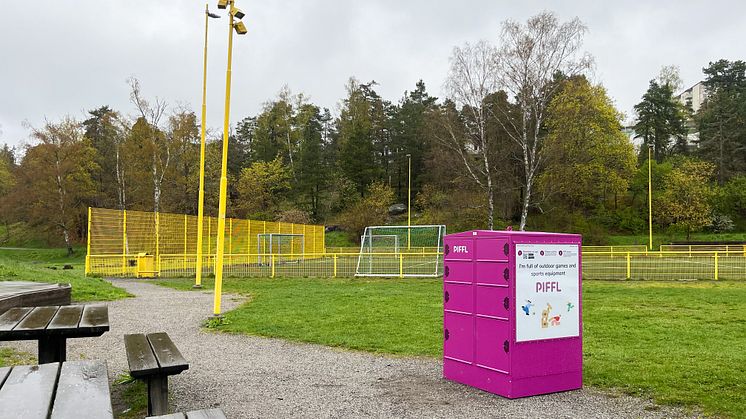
left=453, top=245, right=469, bottom=253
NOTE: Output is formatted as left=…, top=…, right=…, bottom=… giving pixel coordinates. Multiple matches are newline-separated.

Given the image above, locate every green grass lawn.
left=158, top=277, right=745, bottom=418
left=0, top=247, right=131, bottom=302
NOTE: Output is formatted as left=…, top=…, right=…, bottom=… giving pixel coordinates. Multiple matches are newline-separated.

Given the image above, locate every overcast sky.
left=1, top=1, right=744, bottom=148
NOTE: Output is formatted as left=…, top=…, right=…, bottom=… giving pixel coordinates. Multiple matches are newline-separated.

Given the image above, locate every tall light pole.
left=648, top=144, right=654, bottom=251
left=406, top=153, right=411, bottom=250
left=194, top=4, right=220, bottom=289
left=213, top=0, right=247, bottom=317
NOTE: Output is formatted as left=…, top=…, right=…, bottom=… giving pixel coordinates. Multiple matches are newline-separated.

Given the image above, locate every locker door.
left=444, top=312, right=473, bottom=364
left=475, top=317, right=510, bottom=373
left=475, top=285, right=511, bottom=318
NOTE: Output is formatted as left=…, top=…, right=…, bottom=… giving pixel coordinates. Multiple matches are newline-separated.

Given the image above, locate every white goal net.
left=257, top=233, right=305, bottom=265
left=355, top=225, right=446, bottom=277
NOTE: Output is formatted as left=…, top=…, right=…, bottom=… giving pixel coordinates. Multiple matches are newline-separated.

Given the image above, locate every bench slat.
left=80, top=305, right=109, bottom=331
left=47, top=305, right=84, bottom=331
left=186, top=408, right=227, bottom=419
left=148, top=332, right=189, bottom=375
left=0, top=363, right=59, bottom=419
left=51, top=360, right=113, bottom=419
left=0, top=307, right=33, bottom=331
left=14, top=306, right=59, bottom=331
left=125, top=334, right=160, bottom=378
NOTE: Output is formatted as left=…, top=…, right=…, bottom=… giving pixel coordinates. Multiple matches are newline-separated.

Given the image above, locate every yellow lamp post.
left=194, top=4, right=220, bottom=289
left=213, top=0, right=247, bottom=317
left=406, top=153, right=411, bottom=250
left=648, top=144, right=654, bottom=251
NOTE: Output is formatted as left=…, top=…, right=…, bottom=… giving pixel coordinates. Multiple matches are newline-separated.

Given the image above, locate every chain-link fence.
left=85, top=207, right=325, bottom=277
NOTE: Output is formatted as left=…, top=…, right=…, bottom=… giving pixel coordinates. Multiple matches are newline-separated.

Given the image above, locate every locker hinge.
left=503, top=297, right=509, bottom=310
left=444, top=329, right=450, bottom=340
left=503, top=268, right=509, bottom=282
left=503, top=340, right=509, bottom=353
left=444, top=266, right=450, bottom=277
left=503, top=243, right=509, bottom=256
left=444, top=291, right=450, bottom=303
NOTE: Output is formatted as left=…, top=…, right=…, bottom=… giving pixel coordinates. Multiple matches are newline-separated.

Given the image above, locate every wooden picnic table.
left=0, top=304, right=109, bottom=364
left=0, top=360, right=113, bottom=419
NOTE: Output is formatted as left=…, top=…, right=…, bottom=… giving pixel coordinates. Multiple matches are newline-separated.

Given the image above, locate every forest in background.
left=0, top=12, right=744, bottom=252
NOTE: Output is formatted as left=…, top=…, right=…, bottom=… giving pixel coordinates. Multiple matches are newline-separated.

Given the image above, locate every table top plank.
left=51, top=360, right=113, bottom=419
left=14, top=306, right=59, bottom=331
left=80, top=305, right=109, bottom=331
left=147, top=332, right=189, bottom=375
left=0, top=307, right=33, bottom=331
left=46, top=305, right=84, bottom=331
left=0, top=363, right=59, bottom=419
left=0, top=367, right=10, bottom=386
left=147, top=413, right=187, bottom=419
left=186, top=408, right=227, bottom=419
left=125, top=333, right=160, bottom=378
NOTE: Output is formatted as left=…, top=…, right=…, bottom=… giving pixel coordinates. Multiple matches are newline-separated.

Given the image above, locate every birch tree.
left=496, top=12, right=592, bottom=230
left=128, top=77, right=169, bottom=213
left=22, top=118, right=97, bottom=254
left=441, top=40, right=501, bottom=229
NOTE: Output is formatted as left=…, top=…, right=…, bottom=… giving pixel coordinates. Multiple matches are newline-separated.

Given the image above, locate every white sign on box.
left=515, top=243, right=580, bottom=342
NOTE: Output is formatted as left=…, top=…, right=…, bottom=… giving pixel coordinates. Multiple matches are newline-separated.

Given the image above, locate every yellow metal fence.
left=583, top=251, right=746, bottom=280
left=88, top=252, right=443, bottom=278
left=85, top=207, right=325, bottom=276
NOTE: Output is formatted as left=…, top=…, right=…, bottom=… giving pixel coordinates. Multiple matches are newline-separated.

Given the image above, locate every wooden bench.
left=147, top=408, right=227, bottom=419
left=0, top=304, right=109, bottom=363
left=0, top=360, right=113, bottom=418
left=124, top=332, right=190, bottom=416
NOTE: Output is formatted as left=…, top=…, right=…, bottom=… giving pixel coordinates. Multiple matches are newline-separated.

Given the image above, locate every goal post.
left=257, top=233, right=305, bottom=265
left=355, top=225, right=446, bottom=277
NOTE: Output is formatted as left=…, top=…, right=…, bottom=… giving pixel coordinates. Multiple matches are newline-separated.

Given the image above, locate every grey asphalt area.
left=2, top=280, right=695, bottom=418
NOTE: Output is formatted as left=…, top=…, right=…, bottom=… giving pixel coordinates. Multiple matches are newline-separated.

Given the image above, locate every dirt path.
left=3, top=280, right=693, bottom=418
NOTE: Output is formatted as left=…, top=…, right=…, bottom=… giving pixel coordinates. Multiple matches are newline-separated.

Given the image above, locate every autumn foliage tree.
left=656, top=158, right=715, bottom=239
left=17, top=118, right=97, bottom=254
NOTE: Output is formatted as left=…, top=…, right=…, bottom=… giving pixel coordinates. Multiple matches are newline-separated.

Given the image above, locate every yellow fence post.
left=399, top=253, right=404, bottom=278
left=626, top=252, right=631, bottom=279
left=122, top=209, right=127, bottom=274
left=714, top=252, right=719, bottom=280
left=85, top=207, right=92, bottom=276
left=333, top=254, right=338, bottom=277
left=184, top=214, right=188, bottom=268
left=271, top=255, right=275, bottom=278
left=155, top=212, right=160, bottom=276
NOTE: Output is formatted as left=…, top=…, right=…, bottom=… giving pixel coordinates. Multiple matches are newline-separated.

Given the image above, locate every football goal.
left=257, top=233, right=304, bottom=265
left=355, top=225, right=446, bottom=277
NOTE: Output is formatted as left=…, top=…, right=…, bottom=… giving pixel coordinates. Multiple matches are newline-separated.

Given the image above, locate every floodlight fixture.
left=207, top=10, right=220, bottom=18
left=230, top=6, right=245, bottom=19
left=234, top=21, right=247, bottom=35
left=217, top=0, right=228, bottom=9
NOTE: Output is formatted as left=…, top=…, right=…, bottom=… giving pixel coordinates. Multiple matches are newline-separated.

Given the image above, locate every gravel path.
left=3, top=280, right=693, bottom=418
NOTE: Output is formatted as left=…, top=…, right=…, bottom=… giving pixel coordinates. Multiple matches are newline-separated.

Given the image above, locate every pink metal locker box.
left=443, top=230, right=582, bottom=398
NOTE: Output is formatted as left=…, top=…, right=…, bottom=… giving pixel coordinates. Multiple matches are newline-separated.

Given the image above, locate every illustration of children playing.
left=550, top=315, right=561, bottom=326
left=521, top=300, right=534, bottom=316
left=540, top=303, right=553, bottom=328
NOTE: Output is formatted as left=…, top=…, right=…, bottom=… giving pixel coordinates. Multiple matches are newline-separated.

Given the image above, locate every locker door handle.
left=503, top=268, right=509, bottom=282
left=444, top=329, right=450, bottom=340
left=503, top=340, right=509, bottom=353
left=444, top=291, right=450, bottom=303
left=503, top=297, right=509, bottom=310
